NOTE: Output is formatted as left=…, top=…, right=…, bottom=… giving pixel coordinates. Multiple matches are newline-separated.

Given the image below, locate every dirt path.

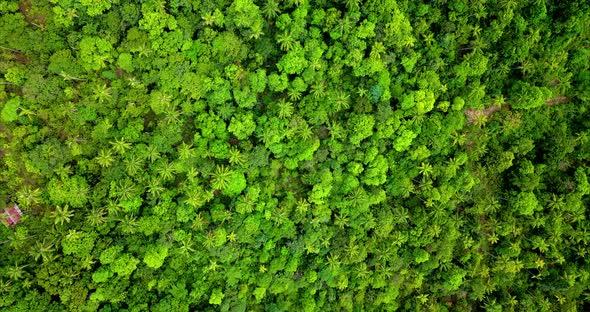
left=464, top=96, right=571, bottom=124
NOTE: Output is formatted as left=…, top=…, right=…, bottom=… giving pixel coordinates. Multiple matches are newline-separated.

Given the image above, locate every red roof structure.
left=3, top=203, right=22, bottom=227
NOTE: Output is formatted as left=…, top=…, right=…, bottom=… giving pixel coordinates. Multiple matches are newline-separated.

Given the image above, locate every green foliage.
left=277, top=47, right=308, bottom=75
left=209, top=288, right=224, bottom=305
left=1, top=0, right=589, bottom=310
left=228, top=112, right=256, bottom=140
left=348, top=114, right=375, bottom=145
left=92, top=267, right=114, bottom=283
left=143, top=245, right=168, bottom=269
left=513, top=192, right=540, bottom=216
left=116, top=53, right=134, bottom=72
left=5, top=67, right=25, bottom=85
left=80, top=0, right=117, bottom=16
left=222, top=171, right=247, bottom=196
left=1, top=96, right=20, bottom=122
left=62, top=231, right=95, bottom=258
left=100, top=246, right=123, bottom=265
left=394, top=128, right=417, bottom=152
left=511, top=82, right=552, bottom=109
left=78, top=37, right=113, bottom=71
left=110, top=254, right=139, bottom=277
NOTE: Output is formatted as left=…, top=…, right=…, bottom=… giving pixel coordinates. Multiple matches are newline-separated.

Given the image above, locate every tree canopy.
left=1, top=0, right=590, bottom=310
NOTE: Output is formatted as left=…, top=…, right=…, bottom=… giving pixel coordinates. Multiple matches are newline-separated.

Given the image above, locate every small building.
left=3, top=203, right=22, bottom=227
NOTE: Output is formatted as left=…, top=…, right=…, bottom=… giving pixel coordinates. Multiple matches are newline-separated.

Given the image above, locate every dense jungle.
left=1, top=0, right=590, bottom=310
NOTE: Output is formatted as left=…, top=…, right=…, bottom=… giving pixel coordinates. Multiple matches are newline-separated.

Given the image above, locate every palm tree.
left=203, top=232, right=216, bottom=249
left=30, top=240, right=55, bottom=262
left=119, top=215, right=139, bottom=234
left=271, top=208, right=288, bottom=226
left=220, top=210, right=233, bottom=224
left=16, top=186, right=42, bottom=209
left=146, top=145, right=161, bottom=163
left=393, top=206, right=410, bottom=225
left=484, top=198, right=502, bottom=214
left=0, top=279, right=12, bottom=293
left=249, top=27, right=264, bottom=40
left=202, top=12, right=215, bottom=26
left=163, top=109, right=180, bottom=125
left=348, top=187, right=368, bottom=209
left=257, top=126, right=278, bottom=146
left=418, top=162, right=433, bottom=178
left=179, top=236, right=195, bottom=255
left=332, top=92, right=350, bottom=113
left=452, top=131, right=466, bottom=146
left=86, top=208, right=107, bottom=227
left=216, top=102, right=235, bottom=121
left=185, top=167, right=199, bottom=182
left=334, top=213, right=349, bottom=229
left=296, top=122, right=313, bottom=141
left=115, top=179, right=137, bottom=201
left=497, top=64, right=510, bottom=76
left=487, top=232, right=499, bottom=245
left=288, top=90, right=301, bottom=101
left=345, top=239, right=359, bottom=262
left=519, top=60, right=535, bottom=76
left=210, top=165, right=233, bottom=190
left=236, top=195, right=254, bottom=214
left=227, top=232, right=237, bottom=243
left=449, top=157, right=460, bottom=171
left=548, top=194, right=565, bottom=211
left=355, top=263, right=370, bottom=280
left=6, top=264, right=26, bottom=280
left=261, top=0, right=280, bottom=19
left=327, top=253, right=341, bottom=271
left=228, top=147, right=247, bottom=166
left=110, top=138, right=131, bottom=155
left=191, top=213, right=207, bottom=231
left=185, top=190, right=206, bottom=208
left=206, top=259, right=219, bottom=271
left=104, top=200, right=121, bottom=217
left=295, top=198, right=310, bottom=215
left=127, top=77, right=142, bottom=88
left=345, top=0, right=360, bottom=10
left=54, top=165, right=73, bottom=179
left=310, top=81, right=326, bottom=99
left=92, top=84, right=112, bottom=104
left=123, top=155, right=143, bottom=176
left=304, top=240, right=319, bottom=254
left=492, top=94, right=506, bottom=107
left=157, top=161, right=176, bottom=181
left=147, top=178, right=165, bottom=198
left=178, top=142, right=195, bottom=160
left=51, top=205, right=74, bottom=226
left=276, top=32, right=296, bottom=51
left=277, top=99, right=294, bottom=119
left=287, top=0, right=306, bottom=7
left=95, top=149, right=115, bottom=168
left=326, top=120, right=345, bottom=140
left=309, top=57, right=322, bottom=70
left=356, top=86, right=368, bottom=98
left=80, top=256, right=95, bottom=270
left=402, top=36, right=416, bottom=48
